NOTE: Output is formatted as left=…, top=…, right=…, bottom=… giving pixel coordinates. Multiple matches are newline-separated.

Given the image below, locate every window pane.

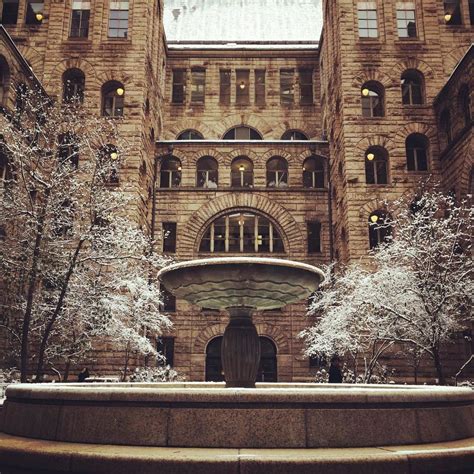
left=163, top=222, right=177, bottom=253
left=307, top=221, right=321, bottom=253
left=280, top=69, right=294, bottom=104
left=191, top=69, right=205, bottom=103
left=220, top=69, right=231, bottom=105
left=299, top=69, right=313, bottom=105
left=255, top=69, right=265, bottom=106
left=2, top=0, right=19, bottom=24
left=172, top=69, right=185, bottom=103
left=25, top=0, right=43, bottom=24
left=236, top=69, right=250, bottom=105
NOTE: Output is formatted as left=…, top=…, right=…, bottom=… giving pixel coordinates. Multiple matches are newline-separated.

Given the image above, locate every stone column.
left=222, top=306, right=260, bottom=388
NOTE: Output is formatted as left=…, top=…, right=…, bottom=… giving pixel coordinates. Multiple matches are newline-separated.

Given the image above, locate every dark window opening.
left=280, top=69, right=294, bottom=105
left=401, top=70, right=424, bottom=105
left=157, top=337, right=174, bottom=367
left=177, top=129, right=203, bottom=140
left=191, top=68, right=205, bottom=103
left=172, top=69, right=185, bottom=104
left=70, top=0, right=90, bottom=37
left=309, top=354, right=327, bottom=368
left=444, top=0, right=462, bottom=25
left=266, top=156, right=288, bottom=188
left=162, top=222, right=177, bottom=253
left=63, top=68, right=85, bottom=103
left=361, top=82, right=384, bottom=117
left=223, top=126, right=262, bottom=140
left=58, top=133, right=79, bottom=169
left=303, top=156, right=325, bottom=188
left=255, top=69, right=265, bottom=105
left=469, top=0, right=474, bottom=24
left=458, top=84, right=471, bottom=127
left=406, top=134, right=428, bottom=171
left=365, top=147, right=388, bottom=185
left=101, top=81, right=124, bottom=117
left=26, top=1, right=44, bottom=25
left=1, top=0, right=19, bottom=24
left=299, top=68, right=314, bottom=105
left=205, top=337, right=224, bottom=382
left=369, top=211, right=392, bottom=249
left=196, top=156, right=218, bottom=188
left=307, top=221, right=322, bottom=254
left=219, top=69, right=231, bottom=105
left=160, top=157, right=181, bottom=188
left=161, top=286, right=176, bottom=313
left=440, top=109, right=452, bottom=146
left=282, top=130, right=309, bottom=140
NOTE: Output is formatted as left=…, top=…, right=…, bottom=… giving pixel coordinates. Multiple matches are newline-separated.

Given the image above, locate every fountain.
left=0, top=257, right=473, bottom=473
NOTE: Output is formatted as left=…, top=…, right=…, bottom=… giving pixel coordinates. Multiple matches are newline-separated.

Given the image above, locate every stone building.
left=0, top=0, right=472, bottom=382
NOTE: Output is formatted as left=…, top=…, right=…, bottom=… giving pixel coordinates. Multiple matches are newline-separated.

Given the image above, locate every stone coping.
left=6, top=382, right=474, bottom=405
left=0, top=433, right=473, bottom=474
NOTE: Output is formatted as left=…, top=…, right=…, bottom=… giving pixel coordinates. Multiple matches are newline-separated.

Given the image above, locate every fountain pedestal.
left=222, top=307, right=260, bottom=388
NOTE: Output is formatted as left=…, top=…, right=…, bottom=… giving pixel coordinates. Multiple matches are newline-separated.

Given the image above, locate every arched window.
left=0, top=56, right=10, bottom=105
left=458, top=84, right=471, bottom=127
left=406, top=134, right=429, bottom=171
left=97, top=144, right=120, bottom=185
left=63, top=68, right=85, bottom=103
left=361, top=82, right=384, bottom=117
left=368, top=211, right=392, bottom=249
left=196, top=156, right=218, bottom=188
left=223, top=126, right=262, bottom=140
left=281, top=130, right=309, bottom=140
left=160, top=157, right=181, bottom=188
left=401, top=70, right=424, bottom=105
left=205, top=336, right=277, bottom=383
left=266, top=157, right=288, bottom=188
left=439, top=109, right=452, bottom=146
left=303, top=156, right=325, bottom=188
left=199, top=211, right=284, bottom=253
left=58, top=133, right=79, bottom=169
left=101, top=81, right=124, bottom=117
left=365, top=147, right=388, bottom=185
left=177, top=129, right=204, bottom=140
left=231, top=157, right=253, bottom=188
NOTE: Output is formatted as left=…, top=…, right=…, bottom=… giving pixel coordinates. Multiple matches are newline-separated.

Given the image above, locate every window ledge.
left=156, top=186, right=328, bottom=192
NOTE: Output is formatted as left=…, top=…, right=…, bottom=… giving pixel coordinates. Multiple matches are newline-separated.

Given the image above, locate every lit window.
left=299, top=69, right=313, bottom=105
left=162, top=222, right=177, bottom=253
left=231, top=157, right=253, bottom=188
left=280, top=69, right=295, bottom=105
left=365, top=147, right=388, bottom=185
left=401, top=70, right=424, bottom=105
left=361, top=82, right=384, bottom=117
left=70, top=1, right=90, bottom=38
left=191, top=68, right=205, bottom=103
left=223, top=126, right=262, bottom=140
left=199, top=212, right=284, bottom=253
left=368, top=211, right=392, bottom=249
left=1, top=0, right=19, bottom=24
left=406, top=134, right=428, bottom=171
left=25, top=1, right=43, bottom=25
left=196, top=156, right=218, bottom=188
left=266, top=157, right=288, bottom=188
left=108, top=0, right=129, bottom=38
left=177, top=129, right=203, bottom=140
left=303, top=156, right=325, bottom=188
left=307, top=221, right=322, bottom=254
left=63, top=68, right=85, bottom=103
left=172, top=69, right=185, bottom=104
left=396, top=2, right=417, bottom=38
left=255, top=69, right=266, bottom=105
left=358, top=2, right=378, bottom=38
left=0, top=56, right=9, bottom=105
left=220, top=69, right=231, bottom=105
left=444, top=0, right=462, bottom=25
left=101, top=81, right=124, bottom=117
left=160, top=157, right=181, bottom=188
left=282, top=130, right=309, bottom=140
left=236, top=69, right=250, bottom=105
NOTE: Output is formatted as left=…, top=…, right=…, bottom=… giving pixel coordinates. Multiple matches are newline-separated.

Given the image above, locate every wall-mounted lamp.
left=362, top=88, right=370, bottom=97
left=370, top=214, right=379, bottom=223
left=116, top=87, right=125, bottom=96
left=366, top=152, right=375, bottom=161
left=239, top=81, right=246, bottom=90
left=444, top=13, right=452, bottom=22
left=35, top=12, right=44, bottom=21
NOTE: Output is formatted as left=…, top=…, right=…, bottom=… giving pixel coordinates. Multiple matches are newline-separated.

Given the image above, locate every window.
left=1, top=0, right=19, bottom=24
left=101, top=81, right=124, bottom=117
left=396, top=2, right=417, bottom=38
left=358, top=2, right=378, bottom=38
left=236, top=69, right=250, bottom=105
left=0, top=56, right=9, bottom=105
left=97, top=144, right=119, bottom=185
left=368, top=211, right=392, bottom=249
left=172, top=69, right=185, bottom=104
left=108, top=1, right=129, bottom=38
left=0, top=226, right=5, bottom=241
left=58, top=133, right=79, bottom=169
left=199, top=212, right=284, bottom=253
left=299, top=69, right=313, bottom=105
left=255, top=69, right=265, bottom=105
left=257, top=337, right=277, bottom=382
left=307, top=221, right=322, bottom=254
left=281, top=130, right=309, bottom=140
left=444, top=0, right=462, bottom=25
left=231, top=157, right=253, bottom=188
left=196, top=156, right=218, bottom=188
left=439, top=109, right=452, bottom=146
left=177, top=129, right=203, bottom=140
left=191, top=68, right=205, bottom=103
left=406, top=134, right=428, bottom=171
left=63, top=68, right=85, bottom=103
left=365, top=147, right=388, bottom=185
left=0, top=150, right=12, bottom=192
left=361, top=82, right=384, bottom=117
left=53, top=200, right=74, bottom=237
left=401, top=70, right=424, bottom=105
left=15, top=82, right=28, bottom=113
left=160, top=157, right=181, bottom=188
left=161, top=286, right=176, bottom=312
left=25, top=1, right=43, bottom=25
left=205, top=337, right=224, bottom=382
left=70, top=1, right=90, bottom=38
left=220, top=69, right=231, bottom=105
left=223, top=126, right=262, bottom=140
left=280, top=69, right=295, bottom=104
left=303, top=156, right=325, bottom=188
left=162, top=222, right=177, bottom=253
left=458, top=84, right=471, bottom=127
left=157, top=337, right=175, bottom=367
left=266, top=157, right=288, bottom=188
left=470, top=0, right=474, bottom=24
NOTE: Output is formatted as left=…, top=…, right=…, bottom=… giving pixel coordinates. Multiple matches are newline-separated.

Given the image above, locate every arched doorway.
left=205, top=336, right=277, bottom=382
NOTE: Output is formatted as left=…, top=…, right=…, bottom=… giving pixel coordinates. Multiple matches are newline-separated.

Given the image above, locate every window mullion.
left=210, top=223, right=215, bottom=253
left=270, top=223, right=274, bottom=253
left=225, top=216, right=229, bottom=252
left=239, top=215, right=244, bottom=252
left=254, top=216, right=259, bottom=252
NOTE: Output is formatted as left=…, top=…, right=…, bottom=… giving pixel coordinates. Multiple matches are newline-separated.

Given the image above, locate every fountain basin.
left=2, top=382, right=473, bottom=449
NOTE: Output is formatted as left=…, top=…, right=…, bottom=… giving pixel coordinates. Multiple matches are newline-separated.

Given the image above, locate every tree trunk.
left=63, top=359, right=71, bottom=382
left=122, top=342, right=131, bottom=382
left=433, top=348, right=445, bottom=385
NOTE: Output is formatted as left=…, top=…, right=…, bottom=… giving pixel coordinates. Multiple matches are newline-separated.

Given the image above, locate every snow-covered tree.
left=0, top=84, right=171, bottom=382
left=301, top=188, right=473, bottom=384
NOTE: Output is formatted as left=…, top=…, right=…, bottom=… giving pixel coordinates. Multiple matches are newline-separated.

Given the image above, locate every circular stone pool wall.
left=2, top=382, right=473, bottom=449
